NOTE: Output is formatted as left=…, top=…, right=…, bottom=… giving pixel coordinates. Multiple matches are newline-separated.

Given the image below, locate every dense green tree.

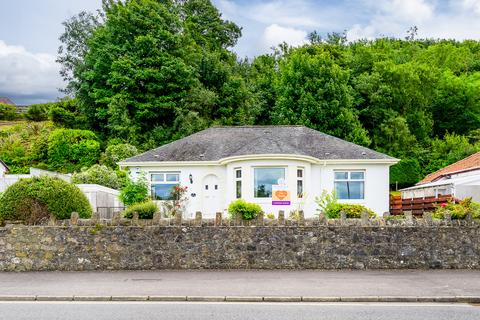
left=47, top=128, right=101, bottom=172
left=272, top=47, right=370, bottom=145
left=71, top=164, right=123, bottom=189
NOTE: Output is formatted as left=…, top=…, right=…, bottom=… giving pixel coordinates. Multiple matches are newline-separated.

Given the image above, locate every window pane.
left=297, top=180, right=303, bottom=198
left=166, top=173, right=179, bottom=182
left=236, top=180, right=242, bottom=199
left=334, top=181, right=349, bottom=199
left=254, top=168, right=285, bottom=198
left=348, top=181, right=364, bottom=199
left=297, top=169, right=303, bottom=178
left=350, top=172, right=364, bottom=180
left=236, top=170, right=242, bottom=179
left=334, top=172, right=348, bottom=180
left=151, top=174, right=164, bottom=182
left=151, top=184, right=177, bottom=200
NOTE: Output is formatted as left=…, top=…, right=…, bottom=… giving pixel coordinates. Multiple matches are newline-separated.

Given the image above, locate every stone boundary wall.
left=1, top=211, right=479, bottom=271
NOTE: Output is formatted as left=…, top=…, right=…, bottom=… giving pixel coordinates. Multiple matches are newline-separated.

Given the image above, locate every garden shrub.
left=124, top=201, right=158, bottom=219
left=25, top=104, right=50, bottom=122
left=433, top=197, right=480, bottom=220
left=47, top=128, right=100, bottom=172
left=228, top=199, right=262, bottom=220
left=71, top=164, right=123, bottom=189
left=0, top=103, right=18, bottom=120
left=324, top=203, right=376, bottom=219
left=0, top=176, right=92, bottom=224
left=101, top=143, right=139, bottom=168
left=315, top=190, right=376, bottom=218
left=119, top=175, right=149, bottom=205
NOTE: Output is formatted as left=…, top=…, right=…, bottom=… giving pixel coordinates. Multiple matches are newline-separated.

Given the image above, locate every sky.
left=1, top=0, right=480, bottom=105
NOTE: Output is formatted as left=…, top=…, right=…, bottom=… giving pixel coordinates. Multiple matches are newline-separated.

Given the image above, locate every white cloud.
left=459, top=0, right=480, bottom=15
left=0, top=40, right=62, bottom=104
left=260, top=24, right=308, bottom=51
left=345, top=0, right=480, bottom=42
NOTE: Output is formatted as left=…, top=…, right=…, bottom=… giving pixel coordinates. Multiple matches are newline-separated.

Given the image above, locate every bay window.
left=254, top=167, right=285, bottom=198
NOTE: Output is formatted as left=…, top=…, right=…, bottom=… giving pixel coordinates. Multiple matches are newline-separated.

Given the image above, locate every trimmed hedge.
left=324, top=203, right=376, bottom=219
left=228, top=199, right=263, bottom=220
left=124, top=201, right=158, bottom=219
left=0, top=176, right=92, bottom=224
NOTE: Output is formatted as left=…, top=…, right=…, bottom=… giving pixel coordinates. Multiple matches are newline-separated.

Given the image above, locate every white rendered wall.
left=127, top=160, right=392, bottom=219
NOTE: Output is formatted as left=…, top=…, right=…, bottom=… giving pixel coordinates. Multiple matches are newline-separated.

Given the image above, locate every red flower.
left=440, top=203, right=447, bottom=207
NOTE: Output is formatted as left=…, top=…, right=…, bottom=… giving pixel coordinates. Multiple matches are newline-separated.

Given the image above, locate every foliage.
left=47, top=128, right=101, bottom=172
left=0, top=122, right=54, bottom=173
left=25, top=103, right=51, bottom=122
left=100, top=143, right=138, bottom=168
left=227, top=199, right=262, bottom=221
left=0, top=176, right=92, bottom=224
left=71, top=164, right=123, bottom=189
left=119, top=174, right=149, bottom=206
left=124, top=200, right=158, bottom=219
left=0, top=103, right=18, bottom=121
left=315, top=190, right=338, bottom=215
left=162, top=185, right=189, bottom=217
left=390, top=158, right=423, bottom=189
left=266, top=213, right=275, bottom=220
left=433, top=198, right=480, bottom=220
left=315, top=190, right=375, bottom=218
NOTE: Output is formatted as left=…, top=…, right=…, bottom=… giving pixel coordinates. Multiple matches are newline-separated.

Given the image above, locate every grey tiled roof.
left=123, top=126, right=396, bottom=163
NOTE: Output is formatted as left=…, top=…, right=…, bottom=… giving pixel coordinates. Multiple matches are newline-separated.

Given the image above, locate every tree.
left=0, top=104, right=18, bottom=121
left=272, top=47, right=370, bottom=145
left=47, top=128, right=101, bottom=172
left=119, top=174, right=149, bottom=206
left=101, top=143, right=139, bottom=168
left=71, top=164, right=123, bottom=189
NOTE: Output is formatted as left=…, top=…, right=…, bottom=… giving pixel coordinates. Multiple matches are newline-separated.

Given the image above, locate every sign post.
left=272, top=184, right=291, bottom=206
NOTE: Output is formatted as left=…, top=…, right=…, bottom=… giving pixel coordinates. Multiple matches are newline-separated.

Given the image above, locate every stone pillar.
left=318, top=212, right=326, bottom=224
left=361, top=211, right=369, bottom=226
left=256, top=212, right=264, bottom=226
left=48, top=215, right=57, bottom=226
left=70, top=212, right=79, bottom=226
left=195, top=211, right=202, bottom=226
left=132, top=212, right=139, bottom=226
left=92, top=212, right=100, bottom=223
left=175, top=212, right=182, bottom=226
left=152, top=211, right=161, bottom=225
left=215, top=212, right=222, bottom=226
left=340, top=210, right=347, bottom=223
left=423, top=212, right=432, bottom=225
left=298, top=210, right=305, bottom=226
left=405, top=211, right=413, bottom=224
left=466, top=212, right=473, bottom=223
left=444, top=210, right=451, bottom=222
left=112, top=212, right=121, bottom=225
left=278, top=210, right=285, bottom=225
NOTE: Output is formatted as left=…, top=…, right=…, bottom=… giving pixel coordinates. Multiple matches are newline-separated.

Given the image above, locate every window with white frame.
left=254, top=167, right=285, bottom=198
left=297, top=168, right=304, bottom=198
left=334, top=171, right=365, bottom=200
left=235, top=168, right=242, bottom=199
left=151, top=172, right=180, bottom=200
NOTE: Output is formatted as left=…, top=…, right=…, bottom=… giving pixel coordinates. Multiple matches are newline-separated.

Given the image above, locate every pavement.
left=1, top=302, right=480, bottom=320
left=0, top=270, right=480, bottom=303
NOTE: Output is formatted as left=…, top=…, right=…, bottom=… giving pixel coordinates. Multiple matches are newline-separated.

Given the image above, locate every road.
left=1, top=302, right=479, bottom=320
left=0, top=270, right=479, bottom=297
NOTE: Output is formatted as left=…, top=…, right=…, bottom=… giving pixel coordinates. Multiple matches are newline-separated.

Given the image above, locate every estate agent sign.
left=272, top=184, right=291, bottom=206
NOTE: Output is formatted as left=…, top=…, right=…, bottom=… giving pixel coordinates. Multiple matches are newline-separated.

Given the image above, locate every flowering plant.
left=163, top=184, right=189, bottom=217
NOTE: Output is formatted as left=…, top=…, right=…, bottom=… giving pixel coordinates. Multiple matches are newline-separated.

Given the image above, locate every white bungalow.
left=119, top=126, right=398, bottom=218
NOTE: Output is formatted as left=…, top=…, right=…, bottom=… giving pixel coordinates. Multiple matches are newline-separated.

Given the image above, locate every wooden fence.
left=390, top=194, right=458, bottom=216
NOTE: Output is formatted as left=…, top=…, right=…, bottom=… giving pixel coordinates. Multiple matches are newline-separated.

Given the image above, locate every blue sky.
left=1, top=0, right=480, bottom=104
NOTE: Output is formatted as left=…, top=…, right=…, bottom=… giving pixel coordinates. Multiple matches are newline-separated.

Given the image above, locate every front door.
left=202, top=174, right=221, bottom=217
